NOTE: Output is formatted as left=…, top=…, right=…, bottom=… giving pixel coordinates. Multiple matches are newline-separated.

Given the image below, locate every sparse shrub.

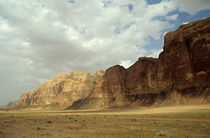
left=153, top=122, right=157, bottom=124
left=46, top=133, right=51, bottom=136
left=131, top=118, right=137, bottom=122
left=201, top=123, right=210, bottom=129
left=0, top=123, right=5, bottom=129
left=46, top=120, right=52, bottom=124
left=156, top=130, right=171, bottom=137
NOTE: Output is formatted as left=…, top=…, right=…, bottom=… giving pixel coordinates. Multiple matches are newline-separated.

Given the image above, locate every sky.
left=0, top=0, right=210, bottom=106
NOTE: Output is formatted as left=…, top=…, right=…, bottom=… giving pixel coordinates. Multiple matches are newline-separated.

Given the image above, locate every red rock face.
left=71, top=18, right=210, bottom=109
left=13, top=18, right=210, bottom=109
left=126, top=57, right=159, bottom=94
left=162, top=18, right=210, bottom=88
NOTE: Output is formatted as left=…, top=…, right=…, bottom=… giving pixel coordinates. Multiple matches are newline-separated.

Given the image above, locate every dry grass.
left=0, top=104, right=210, bottom=138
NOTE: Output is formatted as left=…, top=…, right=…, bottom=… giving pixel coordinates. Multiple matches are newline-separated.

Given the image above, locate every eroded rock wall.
left=70, top=18, right=210, bottom=109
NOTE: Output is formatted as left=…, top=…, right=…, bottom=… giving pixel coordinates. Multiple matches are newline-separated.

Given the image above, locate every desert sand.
left=1, top=104, right=210, bottom=138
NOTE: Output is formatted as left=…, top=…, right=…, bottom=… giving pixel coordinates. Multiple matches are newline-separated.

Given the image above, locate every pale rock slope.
left=12, top=71, right=104, bottom=109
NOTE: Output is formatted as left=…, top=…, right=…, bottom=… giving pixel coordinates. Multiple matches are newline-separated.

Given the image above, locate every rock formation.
left=70, top=17, right=210, bottom=109
left=12, top=71, right=104, bottom=109
left=13, top=18, right=210, bottom=109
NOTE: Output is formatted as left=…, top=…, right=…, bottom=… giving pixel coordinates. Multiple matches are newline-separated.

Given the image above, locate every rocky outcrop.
left=12, top=71, right=104, bottom=109
left=13, top=18, right=210, bottom=109
left=70, top=17, right=210, bottom=109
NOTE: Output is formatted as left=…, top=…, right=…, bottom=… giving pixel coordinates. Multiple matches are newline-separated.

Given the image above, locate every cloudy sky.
left=0, top=0, right=210, bottom=106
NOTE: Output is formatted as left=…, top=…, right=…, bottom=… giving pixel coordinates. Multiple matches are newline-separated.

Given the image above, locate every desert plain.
left=0, top=104, right=210, bottom=138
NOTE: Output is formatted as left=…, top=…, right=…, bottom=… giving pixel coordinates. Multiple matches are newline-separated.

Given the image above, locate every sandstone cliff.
left=12, top=71, right=104, bottom=109
left=13, top=18, right=210, bottom=109
left=70, top=17, right=210, bottom=109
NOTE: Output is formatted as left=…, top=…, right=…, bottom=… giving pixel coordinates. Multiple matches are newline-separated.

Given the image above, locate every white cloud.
left=120, top=60, right=133, bottom=68
left=0, top=0, right=209, bottom=105
left=182, top=22, right=189, bottom=25
left=166, top=14, right=178, bottom=21
left=171, top=0, right=210, bottom=15
left=147, top=49, right=163, bottom=58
